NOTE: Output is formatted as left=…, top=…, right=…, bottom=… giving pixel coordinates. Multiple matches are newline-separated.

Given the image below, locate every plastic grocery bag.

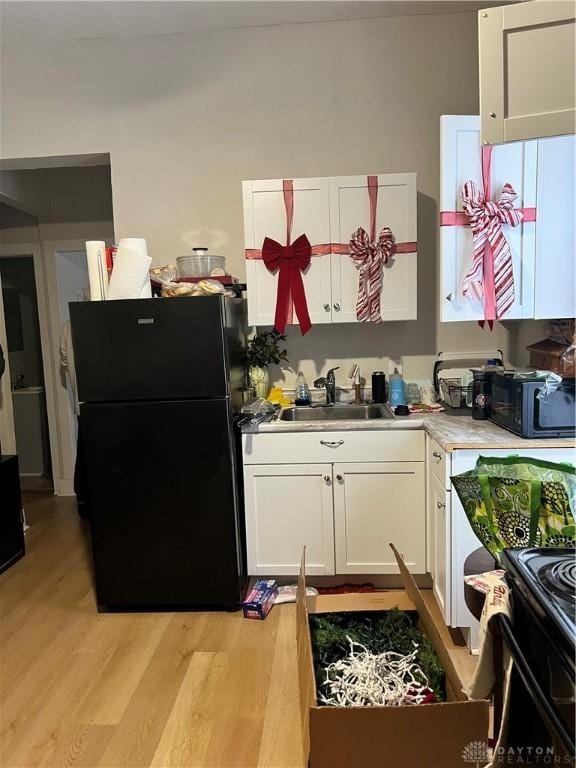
left=451, top=456, right=576, bottom=561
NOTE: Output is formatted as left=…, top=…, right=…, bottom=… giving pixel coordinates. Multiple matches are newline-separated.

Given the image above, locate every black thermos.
left=372, top=371, right=386, bottom=403
left=471, top=370, right=490, bottom=420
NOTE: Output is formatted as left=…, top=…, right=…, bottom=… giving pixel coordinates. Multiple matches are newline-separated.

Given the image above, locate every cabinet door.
left=440, top=115, right=537, bottom=322
left=329, top=174, right=417, bottom=323
left=243, top=464, right=335, bottom=576
left=242, top=178, right=333, bottom=327
left=479, top=2, right=576, bottom=145
left=534, top=135, right=576, bottom=319
left=430, top=475, right=451, bottom=623
left=333, top=462, right=425, bottom=574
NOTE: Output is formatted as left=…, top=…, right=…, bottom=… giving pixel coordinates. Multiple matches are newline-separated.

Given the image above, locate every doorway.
left=0, top=256, right=52, bottom=490
left=0, top=155, right=114, bottom=498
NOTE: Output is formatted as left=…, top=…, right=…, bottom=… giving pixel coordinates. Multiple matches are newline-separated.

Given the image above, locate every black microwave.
left=489, top=373, right=576, bottom=438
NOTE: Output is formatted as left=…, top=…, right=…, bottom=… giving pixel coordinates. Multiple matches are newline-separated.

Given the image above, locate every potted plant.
left=244, top=330, right=289, bottom=398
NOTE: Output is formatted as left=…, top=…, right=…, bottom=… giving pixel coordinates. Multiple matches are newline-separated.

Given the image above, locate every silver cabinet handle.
left=336, top=474, right=343, bottom=482
left=446, top=293, right=453, bottom=302
left=333, top=303, right=341, bottom=311
left=437, top=501, right=446, bottom=509
left=433, top=451, right=442, bottom=460
left=320, top=440, right=344, bottom=447
left=324, top=475, right=331, bottom=484
left=324, top=303, right=331, bottom=312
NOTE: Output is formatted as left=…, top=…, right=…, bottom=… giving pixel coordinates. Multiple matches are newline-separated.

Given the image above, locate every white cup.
left=420, top=385, right=437, bottom=405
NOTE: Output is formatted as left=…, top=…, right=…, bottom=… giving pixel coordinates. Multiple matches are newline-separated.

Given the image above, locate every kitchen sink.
left=277, top=404, right=394, bottom=421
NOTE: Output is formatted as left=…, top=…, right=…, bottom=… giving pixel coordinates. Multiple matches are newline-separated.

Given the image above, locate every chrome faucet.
left=314, top=367, right=339, bottom=405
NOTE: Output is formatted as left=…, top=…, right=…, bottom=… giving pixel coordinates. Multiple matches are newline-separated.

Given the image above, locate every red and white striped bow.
left=349, top=225, right=395, bottom=324
left=461, top=176, right=523, bottom=323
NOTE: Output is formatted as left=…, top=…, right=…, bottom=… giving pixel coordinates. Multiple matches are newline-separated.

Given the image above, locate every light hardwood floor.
left=0, top=494, right=475, bottom=768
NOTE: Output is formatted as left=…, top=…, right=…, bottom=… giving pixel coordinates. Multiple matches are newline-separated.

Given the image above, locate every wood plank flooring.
left=0, top=493, right=475, bottom=767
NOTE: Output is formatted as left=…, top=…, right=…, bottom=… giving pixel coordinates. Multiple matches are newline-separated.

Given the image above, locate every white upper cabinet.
left=242, top=178, right=332, bottom=327
left=479, top=1, right=576, bottom=144
left=534, top=135, right=575, bottom=319
left=440, top=115, right=575, bottom=323
left=329, top=174, right=417, bottom=323
left=242, top=173, right=417, bottom=328
left=440, top=115, right=537, bottom=322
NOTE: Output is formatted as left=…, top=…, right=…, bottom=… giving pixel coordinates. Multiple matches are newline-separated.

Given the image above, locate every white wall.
left=0, top=170, right=50, bottom=215
left=1, top=166, right=113, bottom=224
left=1, top=8, right=519, bottom=387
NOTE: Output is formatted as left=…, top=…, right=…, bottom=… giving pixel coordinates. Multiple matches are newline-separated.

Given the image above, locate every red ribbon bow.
left=261, top=180, right=312, bottom=335
left=262, top=233, right=312, bottom=334
left=348, top=176, right=396, bottom=324
left=441, top=145, right=535, bottom=329
left=460, top=147, right=524, bottom=328
left=349, top=225, right=395, bottom=324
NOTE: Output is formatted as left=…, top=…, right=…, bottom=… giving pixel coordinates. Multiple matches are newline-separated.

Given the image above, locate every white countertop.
left=242, top=410, right=576, bottom=453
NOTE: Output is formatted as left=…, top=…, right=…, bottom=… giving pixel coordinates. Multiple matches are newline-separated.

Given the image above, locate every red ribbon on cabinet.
left=440, top=145, right=536, bottom=329
left=261, top=180, right=312, bottom=335
left=349, top=176, right=397, bottom=323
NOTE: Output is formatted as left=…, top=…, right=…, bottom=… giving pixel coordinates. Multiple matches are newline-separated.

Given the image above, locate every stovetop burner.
left=551, top=559, right=576, bottom=595
left=502, top=548, right=576, bottom=646
left=537, top=557, right=576, bottom=624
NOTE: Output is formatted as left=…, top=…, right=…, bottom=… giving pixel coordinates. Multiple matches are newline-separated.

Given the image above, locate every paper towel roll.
left=86, top=241, right=108, bottom=300
left=139, top=278, right=153, bottom=298
left=118, top=238, right=149, bottom=260
left=107, top=241, right=152, bottom=300
left=121, top=238, right=152, bottom=298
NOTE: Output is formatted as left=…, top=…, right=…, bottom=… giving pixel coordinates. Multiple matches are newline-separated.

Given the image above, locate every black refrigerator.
left=69, top=295, right=247, bottom=611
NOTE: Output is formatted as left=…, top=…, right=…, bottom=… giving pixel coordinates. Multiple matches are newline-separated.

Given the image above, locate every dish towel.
left=465, top=572, right=513, bottom=768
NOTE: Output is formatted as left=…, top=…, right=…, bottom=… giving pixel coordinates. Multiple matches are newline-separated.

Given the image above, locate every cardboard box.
left=526, top=338, right=575, bottom=377
left=297, top=545, right=489, bottom=768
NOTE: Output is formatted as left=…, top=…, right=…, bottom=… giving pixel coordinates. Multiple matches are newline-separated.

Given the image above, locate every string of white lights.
left=319, top=636, right=431, bottom=707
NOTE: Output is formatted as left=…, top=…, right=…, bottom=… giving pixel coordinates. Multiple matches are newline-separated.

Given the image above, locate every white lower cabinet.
left=242, top=431, right=426, bottom=577
left=243, top=463, right=335, bottom=576
left=430, top=473, right=450, bottom=622
left=427, top=439, right=575, bottom=638
left=333, top=462, right=425, bottom=574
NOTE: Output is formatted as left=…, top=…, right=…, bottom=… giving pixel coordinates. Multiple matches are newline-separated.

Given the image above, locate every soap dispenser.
left=294, top=372, right=311, bottom=406
left=388, top=367, right=406, bottom=407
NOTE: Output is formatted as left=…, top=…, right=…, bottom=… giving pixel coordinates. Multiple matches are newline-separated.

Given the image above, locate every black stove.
left=500, top=548, right=576, bottom=762
left=505, top=548, right=576, bottom=645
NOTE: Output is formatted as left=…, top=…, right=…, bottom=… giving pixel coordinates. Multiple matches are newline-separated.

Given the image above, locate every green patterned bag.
left=451, top=456, right=576, bottom=561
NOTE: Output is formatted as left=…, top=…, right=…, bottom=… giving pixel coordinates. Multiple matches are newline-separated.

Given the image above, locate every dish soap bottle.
left=388, top=367, right=406, bottom=407
left=294, top=372, right=311, bottom=406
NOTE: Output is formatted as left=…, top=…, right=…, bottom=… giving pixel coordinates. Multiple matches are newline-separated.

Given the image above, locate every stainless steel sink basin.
left=277, top=404, right=394, bottom=421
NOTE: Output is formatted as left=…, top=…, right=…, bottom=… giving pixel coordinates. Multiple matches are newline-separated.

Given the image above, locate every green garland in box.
left=309, top=609, right=445, bottom=703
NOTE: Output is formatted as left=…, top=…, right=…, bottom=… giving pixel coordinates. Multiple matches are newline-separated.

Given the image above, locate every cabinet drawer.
left=242, top=430, right=425, bottom=465
left=428, top=437, right=450, bottom=489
